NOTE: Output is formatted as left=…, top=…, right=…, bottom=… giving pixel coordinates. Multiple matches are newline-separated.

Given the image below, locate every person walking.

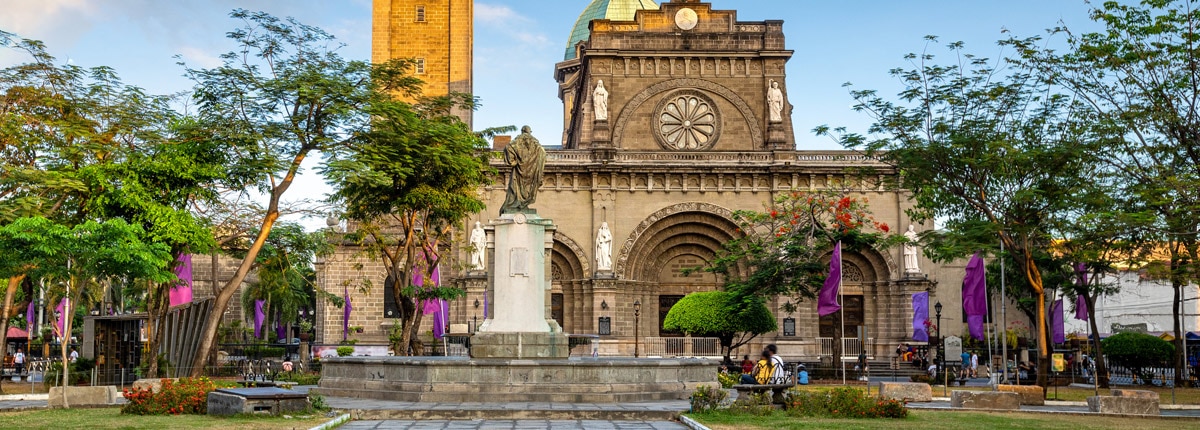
left=14, top=348, right=25, bottom=374
left=970, top=351, right=979, bottom=378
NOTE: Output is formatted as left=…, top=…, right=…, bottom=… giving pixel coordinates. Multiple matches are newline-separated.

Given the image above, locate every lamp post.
left=934, top=301, right=943, bottom=370
left=633, top=300, right=641, bottom=358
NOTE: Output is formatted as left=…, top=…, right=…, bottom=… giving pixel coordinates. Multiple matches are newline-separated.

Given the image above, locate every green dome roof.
left=564, top=0, right=659, bottom=60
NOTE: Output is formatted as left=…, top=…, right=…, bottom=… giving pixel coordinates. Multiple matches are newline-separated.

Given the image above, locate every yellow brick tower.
left=373, top=0, right=474, bottom=127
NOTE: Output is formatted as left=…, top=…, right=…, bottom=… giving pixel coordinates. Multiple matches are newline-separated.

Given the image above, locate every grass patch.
left=0, top=407, right=330, bottom=430
left=690, top=409, right=1194, bottom=430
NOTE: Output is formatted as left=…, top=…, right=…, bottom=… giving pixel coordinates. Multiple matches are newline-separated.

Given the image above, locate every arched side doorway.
left=550, top=232, right=589, bottom=334
left=618, top=203, right=744, bottom=345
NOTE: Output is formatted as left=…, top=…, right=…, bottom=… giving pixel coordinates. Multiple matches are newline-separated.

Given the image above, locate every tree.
left=820, top=38, right=1094, bottom=391
left=662, top=291, right=776, bottom=363
left=183, top=10, right=380, bottom=374
left=1004, top=0, right=1200, bottom=387
left=697, top=190, right=897, bottom=363
left=0, top=217, right=173, bottom=406
left=1102, top=332, right=1174, bottom=384
left=0, top=31, right=219, bottom=379
left=322, top=58, right=495, bottom=355
left=237, top=223, right=326, bottom=341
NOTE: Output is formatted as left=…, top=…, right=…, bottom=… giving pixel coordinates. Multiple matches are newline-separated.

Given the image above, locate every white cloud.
left=476, top=3, right=529, bottom=27
left=176, top=45, right=222, bottom=69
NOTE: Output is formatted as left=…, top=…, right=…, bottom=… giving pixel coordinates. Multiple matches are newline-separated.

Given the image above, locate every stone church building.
left=316, top=0, right=968, bottom=360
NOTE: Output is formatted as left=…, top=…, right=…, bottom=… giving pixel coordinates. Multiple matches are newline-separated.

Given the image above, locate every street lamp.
left=934, top=301, right=943, bottom=371
left=633, top=300, right=641, bottom=358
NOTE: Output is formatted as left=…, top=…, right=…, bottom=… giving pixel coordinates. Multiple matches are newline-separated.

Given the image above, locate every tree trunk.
left=189, top=210, right=282, bottom=376
left=0, top=275, right=25, bottom=394
left=145, top=281, right=170, bottom=379
left=1084, top=292, right=1110, bottom=388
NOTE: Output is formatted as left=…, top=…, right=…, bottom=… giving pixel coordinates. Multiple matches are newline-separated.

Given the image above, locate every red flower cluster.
left=121, top=377, right=223, bottom=415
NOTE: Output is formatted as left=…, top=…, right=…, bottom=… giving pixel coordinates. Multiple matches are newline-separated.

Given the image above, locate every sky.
left=0, top=0, right=1102, bottom=230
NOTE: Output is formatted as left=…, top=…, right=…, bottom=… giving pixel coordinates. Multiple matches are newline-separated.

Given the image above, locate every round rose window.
left=653, top=90, right=720, bottom=150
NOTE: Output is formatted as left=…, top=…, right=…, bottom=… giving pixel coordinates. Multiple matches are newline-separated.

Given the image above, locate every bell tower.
left=372, top=0, right=474, bottom=127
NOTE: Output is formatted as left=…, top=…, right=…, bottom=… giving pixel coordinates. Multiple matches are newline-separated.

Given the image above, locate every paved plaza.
left=338, top=420, right=687, bottom=430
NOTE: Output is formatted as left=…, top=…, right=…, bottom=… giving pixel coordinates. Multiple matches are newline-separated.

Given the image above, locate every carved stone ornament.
left=652, top=90, right=721, bottom=151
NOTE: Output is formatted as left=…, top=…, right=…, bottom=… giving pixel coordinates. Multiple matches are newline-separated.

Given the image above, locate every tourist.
left=13, top=348, right=25, bottom=374
left=927, top=362, right=938, bottom=379
left=959, top=350, right=971, bottom=379
left=740, top=354, right=754, bottom=374
left=970, top=351, right=979, bottom=378
left=740, top=350, right=773, bottom=384
left=857, top=350, right=868, bottom=380
left=797, top=364, right=809, bottom=385
left=69, top=347, right=79, bottom=363
left=767, top=344, right=786, bottom=384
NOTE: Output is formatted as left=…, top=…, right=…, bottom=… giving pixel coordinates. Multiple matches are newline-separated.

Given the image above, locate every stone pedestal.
left=48, top=386, right=119, bottom=408
left=207, top=387, right=309, bottom=416
left=877, top=382, right=932, bottom=402
left=472, top=213, right=568, bottom=359
left=950, top=391, right=1020, bottom=410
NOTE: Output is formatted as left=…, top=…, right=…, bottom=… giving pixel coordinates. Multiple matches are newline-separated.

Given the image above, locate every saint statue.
left=903, top=225, right=921, bottom=274
left=767, top=80, right=785, bottom=123
left=593, top=80, right=609, bottom=122
left=500, top=126, right=546, bottom=214
left=469, top=221, right=486, bottom=271
left=595, top=222, right=613, bottom=271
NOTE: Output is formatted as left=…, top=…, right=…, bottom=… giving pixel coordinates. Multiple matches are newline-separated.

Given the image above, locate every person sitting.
left=739, top=350, right=773, bottom=385
left=767, top=344, right=787, bottom=384
left=740, top=354, right=754, bottom=374
left=797, top=364, right=809, bottom=385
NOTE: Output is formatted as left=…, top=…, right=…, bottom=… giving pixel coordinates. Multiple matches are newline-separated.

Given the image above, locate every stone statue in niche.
left=500, top=126, right=546, bottom=214
left=469, top=221, right=486, bottom=271
left=903, top=225, right=921, bottom=274
left=593, top=80, right=609, bottom=122
left=767, top=80, right=785, bottom=123
left=595, top=222, right=613, bottom=271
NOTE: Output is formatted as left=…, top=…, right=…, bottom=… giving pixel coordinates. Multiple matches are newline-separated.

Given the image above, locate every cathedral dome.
left=564, top=0, right=659, bottom=60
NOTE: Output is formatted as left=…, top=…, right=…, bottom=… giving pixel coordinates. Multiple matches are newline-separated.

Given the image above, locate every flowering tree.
left=701, top=190, right=898, bottom=310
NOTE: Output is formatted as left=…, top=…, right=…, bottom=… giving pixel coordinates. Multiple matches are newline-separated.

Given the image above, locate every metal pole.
left=1000, top=237, right=1008, bottom=384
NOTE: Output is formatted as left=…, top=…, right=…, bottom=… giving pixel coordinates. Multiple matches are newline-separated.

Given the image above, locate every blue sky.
left=1, top=0, right=1101, bottom=229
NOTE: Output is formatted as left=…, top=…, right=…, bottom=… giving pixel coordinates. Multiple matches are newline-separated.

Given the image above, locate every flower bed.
left=121, top=377, right=235, bottom=415
left=784, top=387, right=907, bottom=419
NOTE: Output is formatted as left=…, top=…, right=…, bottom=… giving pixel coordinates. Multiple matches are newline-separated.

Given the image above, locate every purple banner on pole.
left=169, top=254, right=193, bottom=307
left=1052, top=299, right=1065, bottom=344
left=343, top=287, right=353, bottom=341
left=276, top=312, right=286, bottom=340
left=483, top=291, right=488, bottom=319
left=912, top=292, right=929, bottom=342
left=1074, top=263, right=1089, bottom=321
left=962, top=252, right=987, bottom=341
left=253, top=299, right=265, bottom=339
left=55, top=298, right=66, bottom=337
left=818, top=242, right=842, bottom=317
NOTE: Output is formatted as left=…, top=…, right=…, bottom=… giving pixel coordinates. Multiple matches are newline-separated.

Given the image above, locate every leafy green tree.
left=322, top=58, right=495, bottom=355
left=0, top=31, right=220, bottom=378
left=0, top=217, right=173, bottom=405
left=1005, top=0, right=1200, bottom=387
left=662, top=291, right=776, bottom=363
left=820, top=38, right=1094, bottom=390
left=1102, top=332, right=1174, bottom=384
left=237, top=223, right=326, bottom=341
left=697, top=190, right=897, bottom=363
left=182, top=10, right=381, bottom=373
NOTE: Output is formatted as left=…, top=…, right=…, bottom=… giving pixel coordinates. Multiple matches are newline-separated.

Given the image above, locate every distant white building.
left=1064, top=271, right=1199, bottom=336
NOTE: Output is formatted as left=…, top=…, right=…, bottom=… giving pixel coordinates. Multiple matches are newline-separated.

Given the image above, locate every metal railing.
left=817, top=337, right=876, bottom=360
left=641, top=337, right=748, bottom=358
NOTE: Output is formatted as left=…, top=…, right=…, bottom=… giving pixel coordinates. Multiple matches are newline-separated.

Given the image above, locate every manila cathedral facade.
left=315, top=0, right=967, bottom=360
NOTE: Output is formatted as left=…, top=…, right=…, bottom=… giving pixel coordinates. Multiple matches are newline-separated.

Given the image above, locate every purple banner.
left=276, top=311, right=286, bottom=340
left=962, top=252, right=986, bottom=341
left=1075, top=263, right=1089, bottom=321
left=912, top=292, right=929, bottom=342
left=1052, top=299, right=1065, bottom=344
left=55, top=298, right=66, bottom=337
left=483, top=291, right=488, bottom=319
left=169, top=254, right=193, bottom=307
left=253, top=299, right=265, bottom=339
left=26, top=301, right=34, bottom=331
left=818, top=242, right=842, bottom=317
left=343, top=287, right=353, bottom=341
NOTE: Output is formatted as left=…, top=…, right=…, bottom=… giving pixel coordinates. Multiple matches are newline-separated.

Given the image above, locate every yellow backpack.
left=754, top=358, right=774, bottom=384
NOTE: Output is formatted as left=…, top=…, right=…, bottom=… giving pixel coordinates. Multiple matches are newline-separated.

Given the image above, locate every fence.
left=817, top=337, right=876, bottom=360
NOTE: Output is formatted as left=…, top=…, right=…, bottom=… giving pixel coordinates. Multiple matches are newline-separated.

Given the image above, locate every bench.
left=732, top=366, right=797, bottom=406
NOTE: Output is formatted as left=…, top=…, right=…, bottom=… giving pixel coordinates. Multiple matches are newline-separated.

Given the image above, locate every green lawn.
left=0, top=407, right=331, bottom=430
left=690, top=409, right=1195, bottom=430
